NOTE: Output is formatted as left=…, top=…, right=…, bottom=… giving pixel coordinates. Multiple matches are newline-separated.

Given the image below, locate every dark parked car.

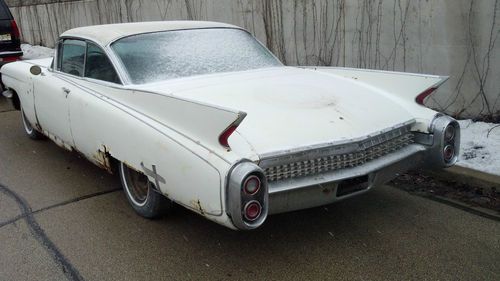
left=0, top=0, right=21, bottom=67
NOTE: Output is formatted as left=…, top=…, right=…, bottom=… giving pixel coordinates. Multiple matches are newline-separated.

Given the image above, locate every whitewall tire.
left=119, top=162, right=172, bottom=218
left=21, top=107, right=45, bottom=140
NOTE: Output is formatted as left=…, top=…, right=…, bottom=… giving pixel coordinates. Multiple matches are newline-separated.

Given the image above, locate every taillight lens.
left=443, top=145, right=455, bottom=162
left=10, top=20, right=20, bottom=39
left=219, top=125, right=238, bottom=149
left=415, top=87, right=437, bottom=105
left=243, top=175, right=260, bottom=195
left=2, top=57, right=19, bottom=62
left=244, top=201, right=262, bottom=221
left=444, top=125, right=455, bottom=142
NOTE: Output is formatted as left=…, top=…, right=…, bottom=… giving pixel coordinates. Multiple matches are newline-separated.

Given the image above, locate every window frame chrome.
left=57, top=38, right=87, bottom=78
left=51, top=36, right=126, bottom=86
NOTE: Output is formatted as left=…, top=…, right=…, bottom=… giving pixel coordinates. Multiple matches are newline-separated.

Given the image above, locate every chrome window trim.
left=56, top=38, right=87, bottom=78
left=107, top=27, right=248, bottom=48
left=53, top=36, right=125, bottom=85
left=84, top=41, right=122, bottom=84
left=104, top=41, right=131, bottom=85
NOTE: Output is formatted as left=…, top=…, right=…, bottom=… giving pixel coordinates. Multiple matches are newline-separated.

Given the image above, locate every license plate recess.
left=336, top=175, right=369, bottom=197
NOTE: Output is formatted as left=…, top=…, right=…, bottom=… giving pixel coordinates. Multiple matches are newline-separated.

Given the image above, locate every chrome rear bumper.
left=264, top=115, right=460, bottom=214
left=226, top=115, right=460, bottom=229
left=268, top=143, right=426, bottom=214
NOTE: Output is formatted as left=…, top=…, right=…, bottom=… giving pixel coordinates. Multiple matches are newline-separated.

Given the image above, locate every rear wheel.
left=119, top=162, right=172, bottom=218
left=21, top=107, right=45, bottom=140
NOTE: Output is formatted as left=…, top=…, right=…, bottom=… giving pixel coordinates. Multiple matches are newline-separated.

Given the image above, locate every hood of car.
left=136, top=67, right=416, bottom=156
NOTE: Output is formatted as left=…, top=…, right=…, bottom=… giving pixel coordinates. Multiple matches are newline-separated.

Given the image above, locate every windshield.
left=111, top=28, right=282, bottom=84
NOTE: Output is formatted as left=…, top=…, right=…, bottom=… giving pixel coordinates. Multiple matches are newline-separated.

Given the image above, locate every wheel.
left=21, top=107, right=45, bottom=140
left=119, top=162, right=172, bottom=218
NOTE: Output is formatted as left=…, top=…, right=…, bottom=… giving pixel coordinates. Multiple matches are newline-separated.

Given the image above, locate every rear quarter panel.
left=61, top=77, right=236, bottom=226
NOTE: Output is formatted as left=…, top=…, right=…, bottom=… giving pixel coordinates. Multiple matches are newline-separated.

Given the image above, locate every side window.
left=59, top=39, right=85, bottom=76
left=85, top=43, right=120, bottom=84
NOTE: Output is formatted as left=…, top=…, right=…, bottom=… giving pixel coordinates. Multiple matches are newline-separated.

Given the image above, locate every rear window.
left=0, top=1, right=13, bottom=20
left=111, top=28, right=282, bottom=84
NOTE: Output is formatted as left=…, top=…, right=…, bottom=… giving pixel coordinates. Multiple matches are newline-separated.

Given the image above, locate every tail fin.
left=115, top=89, right=246, bottom=152
left=307, top=67, right=448, bottom=105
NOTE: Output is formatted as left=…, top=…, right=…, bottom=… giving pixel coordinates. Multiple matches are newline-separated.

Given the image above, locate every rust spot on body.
left=94, top=145, right=112, bottom=173
left=190, top=199, right=205, bottom=215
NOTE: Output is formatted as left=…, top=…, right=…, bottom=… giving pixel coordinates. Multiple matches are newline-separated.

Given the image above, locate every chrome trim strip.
left=0, top=51, right=23, bottom=56
left=413, top=132, right=434, bottom=146
left=307, top=66, right=449, bottom=81
left=106, top=27, right=246, bottom=49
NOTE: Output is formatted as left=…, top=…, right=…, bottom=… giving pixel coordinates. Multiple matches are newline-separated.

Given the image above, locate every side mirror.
left=30, top=65, right=42, bottom=76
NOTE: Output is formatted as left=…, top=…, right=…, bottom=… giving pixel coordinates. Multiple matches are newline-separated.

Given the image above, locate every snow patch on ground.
left=457, top=120, right=500, bottom=176
left=21, top=43, right=54, bottom=60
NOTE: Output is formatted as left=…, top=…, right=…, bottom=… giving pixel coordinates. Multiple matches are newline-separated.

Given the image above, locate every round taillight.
left=443, top=145, right=455, bottom=162
left=444, top=125, right=455, bottom=142
left=243, top=176, right=261, bottom=195
left=244, top=201, right=262, bottom=221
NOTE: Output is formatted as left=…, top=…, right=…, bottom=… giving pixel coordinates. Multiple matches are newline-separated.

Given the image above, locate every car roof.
left=61, top=21, right=242, bottom=46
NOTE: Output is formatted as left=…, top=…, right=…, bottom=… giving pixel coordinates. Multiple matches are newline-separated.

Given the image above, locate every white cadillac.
left=1, top=21, right=459, bottom=230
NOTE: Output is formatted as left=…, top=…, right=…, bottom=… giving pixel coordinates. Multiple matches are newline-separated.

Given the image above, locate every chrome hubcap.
left=122, top=164, right=149, bottom=206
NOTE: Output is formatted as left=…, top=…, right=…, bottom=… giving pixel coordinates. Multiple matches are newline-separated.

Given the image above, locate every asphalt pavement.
left=0, top=98, right=499, bottom=281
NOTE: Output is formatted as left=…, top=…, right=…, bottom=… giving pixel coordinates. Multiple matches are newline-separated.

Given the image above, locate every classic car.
left=1, top=21, right=460, bottom=230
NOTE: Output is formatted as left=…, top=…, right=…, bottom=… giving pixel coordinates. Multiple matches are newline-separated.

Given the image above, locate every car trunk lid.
left=136, top=67, right=416, bottom=155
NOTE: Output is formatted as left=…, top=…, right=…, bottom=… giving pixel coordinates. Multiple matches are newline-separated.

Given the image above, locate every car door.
left=67, top=41, right=122, bottom=159
left=33, top=39, right=86, bottom=149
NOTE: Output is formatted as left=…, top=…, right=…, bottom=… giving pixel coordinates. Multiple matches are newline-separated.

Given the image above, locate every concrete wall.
left=6, top=0, right=500, bottom=119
